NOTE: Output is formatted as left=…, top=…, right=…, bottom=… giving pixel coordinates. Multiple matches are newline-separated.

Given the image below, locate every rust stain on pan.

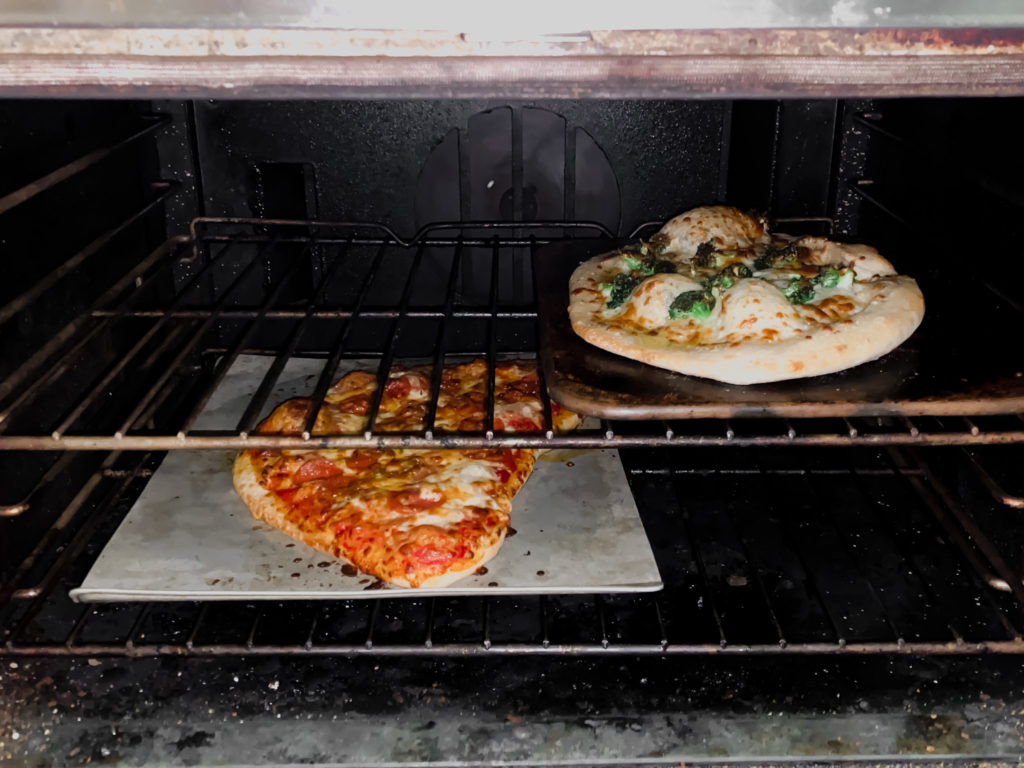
left=4, top=26, right=1024, bottom=59
left=592, top=27, right=1024, bottom=57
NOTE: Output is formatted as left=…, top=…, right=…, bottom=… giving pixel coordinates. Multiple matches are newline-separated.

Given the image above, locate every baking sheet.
left=536, top=238, right=1024, bottom=419
left=71, top=355, right=662, bottom=601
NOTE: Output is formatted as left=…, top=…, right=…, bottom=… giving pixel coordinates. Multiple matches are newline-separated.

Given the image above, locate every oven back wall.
left=173, top=100, right=730, bottom=237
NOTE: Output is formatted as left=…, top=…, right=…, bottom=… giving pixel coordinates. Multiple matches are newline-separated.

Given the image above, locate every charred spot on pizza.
left=754, top=241, right=800, bottom=271
left=782, top=277, right=816, bottom=304
left=648, top=231, right=671, bottom=254
left=622, top=250, right=678, bottom=279
left=693, top=240, right=717, bottom=267
left=703, top=262, right=752, bottom=291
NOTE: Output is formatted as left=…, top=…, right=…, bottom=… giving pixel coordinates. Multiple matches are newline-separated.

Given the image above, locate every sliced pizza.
left=233, top=360, right=579, bottom=588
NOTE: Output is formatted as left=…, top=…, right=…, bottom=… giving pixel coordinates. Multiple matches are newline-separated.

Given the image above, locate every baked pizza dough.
left=233, top=360, right=579, bottom=588
left=569, top=206, right=925, bottom=385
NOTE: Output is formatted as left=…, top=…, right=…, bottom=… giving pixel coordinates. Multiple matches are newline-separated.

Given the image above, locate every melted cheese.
left=795, top=237, right=896, bottom=280
left=659, top=206, right=769, bottom=257
left=715, top=280, right=808, bottom=342
left=618, top=273, right=703, bottom=329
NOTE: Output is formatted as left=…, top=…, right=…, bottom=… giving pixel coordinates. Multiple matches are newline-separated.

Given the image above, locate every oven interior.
left=4, top=97, right=1024, bottom=764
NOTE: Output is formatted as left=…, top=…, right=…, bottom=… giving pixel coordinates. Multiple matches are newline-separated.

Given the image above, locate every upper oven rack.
left=1, top=217, right=1023, bottom=451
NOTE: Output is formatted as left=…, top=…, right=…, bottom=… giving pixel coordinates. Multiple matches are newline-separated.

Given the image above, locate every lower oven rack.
left=0, top=217, right=1022, bottom=454
left=4, top=445, right=1024, bottom=658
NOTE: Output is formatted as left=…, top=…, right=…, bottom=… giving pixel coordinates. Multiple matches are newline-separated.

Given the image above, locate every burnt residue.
left=174, top=730, right=214, bottom=752
left=363, top=579, right=386, bottom=590
left=475, top=567, right=488, bottom=575
left=340, top=564, right=358, bottom=577
left=506, top=527, right=517, bottom=537
left=3, top=655, right=1024, bottom=764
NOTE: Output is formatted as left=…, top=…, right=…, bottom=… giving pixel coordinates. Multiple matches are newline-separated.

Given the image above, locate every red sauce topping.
left=384, top=376, right=412, bottom=399
left=293, top=457, right=342, bottom=483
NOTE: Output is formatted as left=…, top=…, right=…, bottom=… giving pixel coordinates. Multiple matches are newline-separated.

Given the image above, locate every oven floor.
left=4, top=654, right=1024, bottom=765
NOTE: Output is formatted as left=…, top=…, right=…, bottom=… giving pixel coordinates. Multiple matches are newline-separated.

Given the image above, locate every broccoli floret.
left=600, top=273, right=643, bottom=309
left=754, top=242, right=799, bottom=271
left=815, top=265, right=854, bottom=289
left=693, top=240, right=717, bottom=268
left=648, top=232, right=671, bottom=255
left=623, top=253, right=655, bottom=276
left=669, top=290, right=716, bottom=321
left=624, top=251, right=678, bottom=277
left=782, top=277, right=816, bottom=304
left=816, top=266, right=841, bottom=288
left=702, top=262, right=752, bottom=291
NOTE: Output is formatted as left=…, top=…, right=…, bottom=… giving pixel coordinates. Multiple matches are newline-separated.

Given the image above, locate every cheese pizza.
left=233, top=360, right=579, bottom=588
left=568, top=206, right=924, bottom=385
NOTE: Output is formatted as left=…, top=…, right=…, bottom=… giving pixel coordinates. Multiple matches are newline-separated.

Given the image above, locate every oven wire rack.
left=0, top=217, right=1022, bottom=454
left=4, top=445, right=1024, bottom=657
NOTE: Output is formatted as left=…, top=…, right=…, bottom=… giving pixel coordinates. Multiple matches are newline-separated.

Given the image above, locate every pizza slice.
left=568, top=205, right=924, bottom=385
left=233, top=360, right=579, bottom=588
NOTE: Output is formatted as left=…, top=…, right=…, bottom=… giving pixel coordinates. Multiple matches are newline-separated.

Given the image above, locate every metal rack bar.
left=4, top=452, right=152, bottom=603
left=92, top=308, right=538, bottom=320
left=109, top=241, right=279, bottom=437
left=800, top=472, right=904, bottom=644
left=0, top=182, right=174, bottom=327
left=962, top=448, right=1024, bottom=509
left=191, top=217, right=615, bottom=250
left=530, top=239, right=555, bottom=437
left=362, top=244, right=427, bottom=435
left=0, top=116, right=169, bottom=218
left=423, top=240, right=464, bottom=438
left=484, top=238, right=500, bottom=438
left=16, top=638, right=1024, bottom=657
left=0, top=452, right=81, bottom=517
left=176, top=242, right=317, bottom=435
left=882, top=450, right=1023, bottom=640
left=846, top=179, right=912, bottom=228
left=11, top=428, right=1024, bottom=451
left=853, top=112, right=1024, bottom=211
left=236, top=237, right=356, bottom=434
left=45, top=240, right=240, bottom=434
left=124, top=604, right=153, bottom=651
left=847, top=464, right=969, bottom=645
left=668, top=472, right=728, bottom=648
left=301, top=240, right=391, bottom=439
left=715, top=478, right=788, bottom=647
left=752, top=466, right=848, bottom=647
left=915, top=459, right=1024, bottom=610
left=0, top=234, right=188, bottom=408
